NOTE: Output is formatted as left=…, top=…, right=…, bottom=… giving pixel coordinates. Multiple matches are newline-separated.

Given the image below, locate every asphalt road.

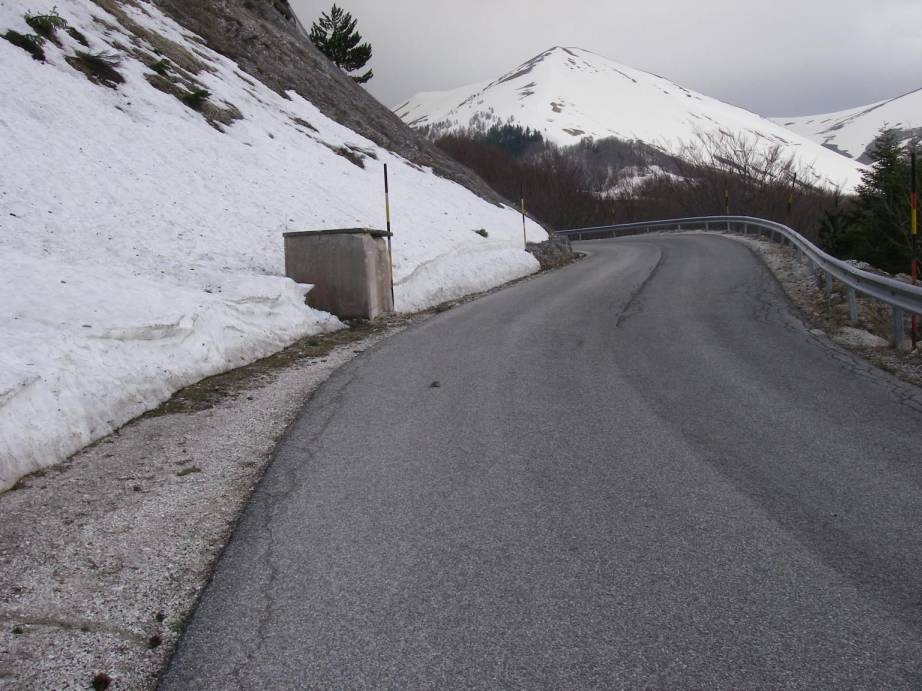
left=161, top=234, right=922, bottom=689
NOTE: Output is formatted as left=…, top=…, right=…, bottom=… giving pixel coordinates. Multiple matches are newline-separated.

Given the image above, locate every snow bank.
left=0, top=0, right=545, bottom=489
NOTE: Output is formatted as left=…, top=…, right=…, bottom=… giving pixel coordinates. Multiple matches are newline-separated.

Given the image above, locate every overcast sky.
left=290, top=0, right=922, bottom=117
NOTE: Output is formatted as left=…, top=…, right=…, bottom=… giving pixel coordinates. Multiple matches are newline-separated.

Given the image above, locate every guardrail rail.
left=557, top=216, right=922, bottom=347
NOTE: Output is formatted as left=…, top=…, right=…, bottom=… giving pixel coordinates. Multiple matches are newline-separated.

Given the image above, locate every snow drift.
left=0, top=0, right=545, bottom=490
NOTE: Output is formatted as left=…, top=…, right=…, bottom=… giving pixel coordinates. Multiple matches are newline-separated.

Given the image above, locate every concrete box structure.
left=283, top=228, right=394, bottom=320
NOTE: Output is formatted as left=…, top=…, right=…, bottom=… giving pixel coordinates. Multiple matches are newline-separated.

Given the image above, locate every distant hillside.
left=0, top=0, right=545, bottom=490
left=773, top=88, right=922, bottom=163
left=395, top=46, right=867, bottom=192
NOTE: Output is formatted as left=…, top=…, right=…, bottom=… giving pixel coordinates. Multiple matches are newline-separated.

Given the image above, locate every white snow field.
left=773, top=87, right=922, bottom=161
left=0, top=0, right=545, bottom=490
left=396, top=47, right=867, bottom=192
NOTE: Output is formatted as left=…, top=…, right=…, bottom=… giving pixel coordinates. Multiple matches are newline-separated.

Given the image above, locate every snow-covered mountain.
left=395, top=47, right=866, bottom=191
left=0, top=0, right=545, bottom=490
left=773, top=88, right=922, bottom=163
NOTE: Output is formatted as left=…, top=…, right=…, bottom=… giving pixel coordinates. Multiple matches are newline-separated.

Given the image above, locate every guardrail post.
left=847, top=287, right=858, bottom=323
left=825, top=273, right=833, bottom=297
left=892, top=307, right=905, bottom=348
left=705, top=222, right=710, bottom=231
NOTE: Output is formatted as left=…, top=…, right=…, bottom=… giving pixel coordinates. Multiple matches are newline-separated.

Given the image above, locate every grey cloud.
left=290, top=0, right=922, bottom=117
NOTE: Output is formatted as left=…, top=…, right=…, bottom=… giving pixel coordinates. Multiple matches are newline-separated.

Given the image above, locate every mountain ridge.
left=395, top=46, right=867, bottom=191
left=772, top=87, right=922, bottom=163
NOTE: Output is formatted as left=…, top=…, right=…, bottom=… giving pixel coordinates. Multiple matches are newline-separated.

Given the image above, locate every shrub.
left=2, top=30, right=45, bottom=61
left=66, top=50, right=124, bottom=88
left=24, top=7, right=67, bottom=43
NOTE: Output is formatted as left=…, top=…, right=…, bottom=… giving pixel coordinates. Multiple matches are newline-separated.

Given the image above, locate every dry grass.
left=90, top=0, right=213, bottom=75
left=65, top=50, right=125, bottom=88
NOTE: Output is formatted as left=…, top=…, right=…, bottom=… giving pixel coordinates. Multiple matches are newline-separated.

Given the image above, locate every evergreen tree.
left=481, top=124, right=544, bottom=158
left=817, top=200, right=851, bottom=258
left=309, top=4, right=373, bottom=84
left=845, top=128, right=920, bottom=273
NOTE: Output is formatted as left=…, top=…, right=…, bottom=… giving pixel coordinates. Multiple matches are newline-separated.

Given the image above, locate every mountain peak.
left=394, top=48, right=867, bottom=191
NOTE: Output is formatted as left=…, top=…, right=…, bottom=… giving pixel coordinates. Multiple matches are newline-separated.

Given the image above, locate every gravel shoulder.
left=717, top=231, right=922, bottom=387
left=0, top=316, right=411, bottom=690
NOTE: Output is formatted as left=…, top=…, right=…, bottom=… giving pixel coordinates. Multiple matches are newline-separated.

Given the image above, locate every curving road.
left=161, top=234, right=922, bottom=689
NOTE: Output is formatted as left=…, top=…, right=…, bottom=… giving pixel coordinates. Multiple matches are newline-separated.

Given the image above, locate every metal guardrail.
left=557, top=216, right=922, bottom=347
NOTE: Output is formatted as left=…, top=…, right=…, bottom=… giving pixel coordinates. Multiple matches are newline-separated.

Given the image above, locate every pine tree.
left=309, top=4, right=373, bottom=84
left=845, top=128, right=920, bottom=273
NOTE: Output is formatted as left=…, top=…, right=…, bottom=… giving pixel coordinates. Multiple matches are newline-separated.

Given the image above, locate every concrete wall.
left=284, top=229, right=393, bottom=320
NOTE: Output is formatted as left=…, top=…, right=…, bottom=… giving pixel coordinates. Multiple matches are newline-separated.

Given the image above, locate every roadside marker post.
left=912, top=152, right=918, bottom=347
left=384, top=164, right=395, bottom=308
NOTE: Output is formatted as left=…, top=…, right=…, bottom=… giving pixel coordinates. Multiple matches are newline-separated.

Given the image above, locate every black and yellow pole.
left=384, top=164, right=395, bottom=307
left=909, top=151, right=920, bottom=348
left=520, top=181, right=527, bottom=247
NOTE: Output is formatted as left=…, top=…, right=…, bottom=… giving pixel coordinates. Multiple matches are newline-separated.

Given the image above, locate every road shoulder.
left=0, top=253, right=582, bottom=690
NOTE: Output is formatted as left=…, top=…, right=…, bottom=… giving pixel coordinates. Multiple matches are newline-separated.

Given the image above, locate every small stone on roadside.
left=91, top=672, right=112, bottom=690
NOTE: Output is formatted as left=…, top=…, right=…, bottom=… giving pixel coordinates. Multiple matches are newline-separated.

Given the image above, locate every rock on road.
left=161, top=234, right=922, bottom=689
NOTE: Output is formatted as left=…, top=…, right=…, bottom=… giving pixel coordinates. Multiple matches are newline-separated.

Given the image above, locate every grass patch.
left=347, top=144, right=378, bottom=160
left=66, top=25, right=88, bottom=46
left=150, top=57, right=170, bottom=75
left=180, top=86, right=209, bottom=110
left=326, top=144, right=365, bottom=168
left=290, top=116, right=318, bottom=133
left=143, top=321, right=392, bottom=417
left=2, top=30, right=45, bottom=60
left=175, top=465, right=202, bottom=477
left=65, top=49, right=124, bottom=88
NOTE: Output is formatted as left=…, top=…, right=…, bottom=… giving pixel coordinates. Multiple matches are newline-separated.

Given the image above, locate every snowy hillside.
left=395, top=47, right=866, bottom=191
left=0, top=0, right=545, bottom=490
left=773, top=88, right=922, bottom=163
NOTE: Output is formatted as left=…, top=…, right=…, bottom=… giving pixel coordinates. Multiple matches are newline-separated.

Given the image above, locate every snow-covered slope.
left=395, top=47, right=866, bottom=191
left=0, top=0, right=545, bottom=490
left=773, top=88, right=922, bottom=163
